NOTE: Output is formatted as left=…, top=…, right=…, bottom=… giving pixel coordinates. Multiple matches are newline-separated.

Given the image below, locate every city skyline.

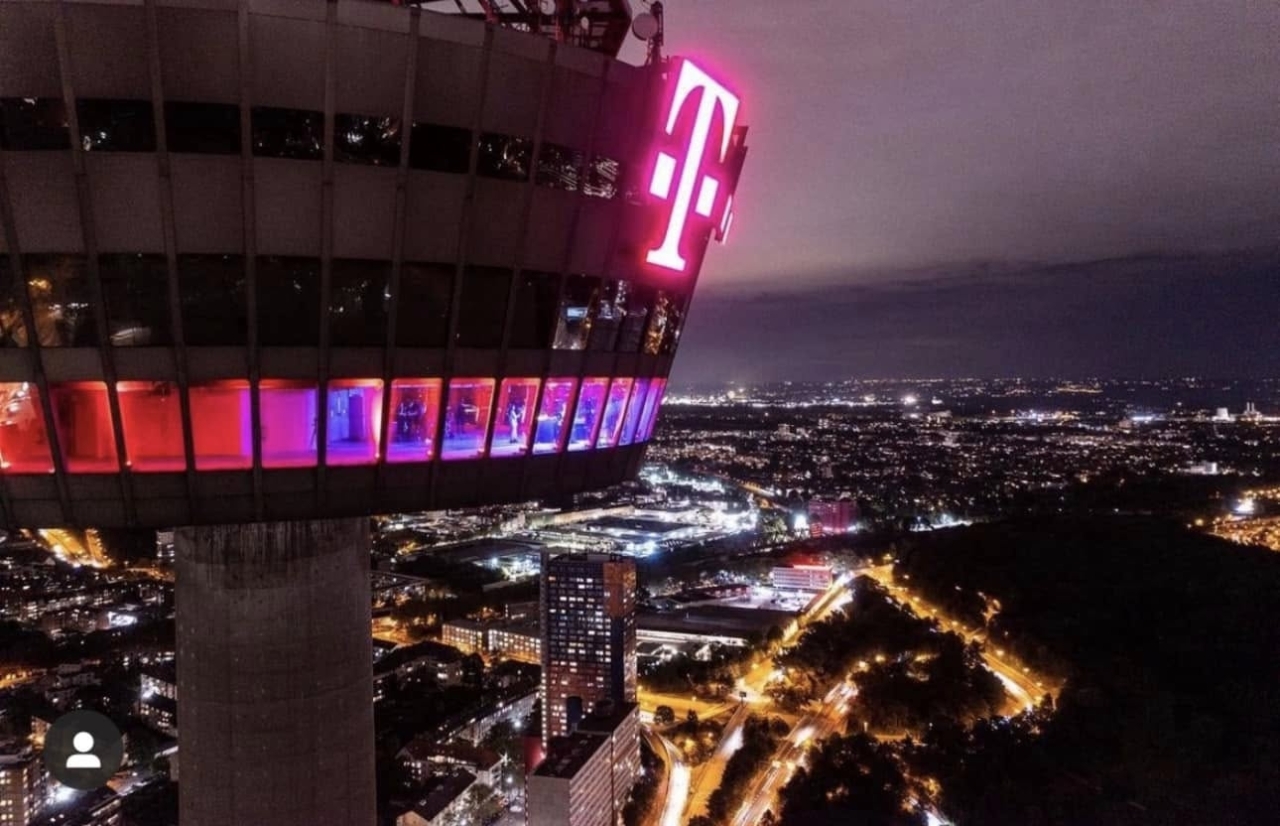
left=646, top=1, right=1280, bottom=384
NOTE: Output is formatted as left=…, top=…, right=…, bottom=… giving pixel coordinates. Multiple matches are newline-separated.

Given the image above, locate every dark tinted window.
left=584, top=155, right=620, bottom=199
left=165, top=101, right=240, bottom=154
left=508, top=271, right=560, bottom=349
left=553, top=274, right=598, bottom=350
left=617, top=284, right=652, bottom=353
left=178, top=254, right=247, bottom=346
left=330, top=259, right=389, bottom=346
left=100, top=254, right=171, bottom=346
left=0, top=97, right=71, bottom=150
left=256, top=256, right=320, bottom=345
left=455, top=267, right=511, bottom=348
left=643, top=290, right=682, bottom=355
left=396, top=263, right=453, bottom=348
left=335, top=114, right=401, bottom=166
left=23, top=255, right=97, bottom=347
left=536, top=143, right=582, bottom=191
left=658, top=292, right=686, bottom=355
left=0, top=258, right=28, bottom=347
left=408, top=123, right=471, bottom=173
left=251, top=107, right=323, bottom=160
left=77, top=99, right=156, bottom=152
left=588, top=280, right=627, bottom=351
left=477, top=133, right=532, bottom=182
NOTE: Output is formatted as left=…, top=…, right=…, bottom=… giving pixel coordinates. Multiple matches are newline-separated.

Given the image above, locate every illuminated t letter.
left=646, top=60, right=741, bottom=273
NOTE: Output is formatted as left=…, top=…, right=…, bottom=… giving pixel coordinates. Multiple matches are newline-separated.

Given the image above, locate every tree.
left=654, top=705, right=676, bottom=725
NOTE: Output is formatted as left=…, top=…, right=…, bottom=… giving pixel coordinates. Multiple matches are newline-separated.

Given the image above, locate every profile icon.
left=44, top=709, right=123, bottom=790
left=66, top=732, right=102, bottom=769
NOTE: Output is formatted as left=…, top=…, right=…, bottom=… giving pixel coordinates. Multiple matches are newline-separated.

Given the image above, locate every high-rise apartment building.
left=540, top=552, right=637, bottom=741
left=527, top=703, right=639, bottom=826
left=0, top=750, right=46, bottom=826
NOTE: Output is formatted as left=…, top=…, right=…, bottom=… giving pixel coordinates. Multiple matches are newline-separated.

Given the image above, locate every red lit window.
left=618, top=378, right=650, bottom=446
left=260, top=380, right=318, bottom=468
left=638, top=378, right=667, bottom=441
left=490, top=378, right=540, bottom=458
left=117, top=382, right=186, bottom=472
left=596, top=378, right=634, bottom=449
left=326, top=380, right=382, bottom=466
left=568, top=377, right=608, bottom=452
left=49, top=382, right=118, bottom=472
left=442, top=378, right=494, bottom=460
left=190, top=381, right=252, bottom=470
left=532, top=378, right=577, bottom=455
left=387, top=379, right=442, bottom=464
left=0, top=383, right=53, bottom=473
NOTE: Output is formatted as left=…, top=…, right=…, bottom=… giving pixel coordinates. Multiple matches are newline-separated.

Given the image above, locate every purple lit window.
left=190, top=381, right=252, bottom=470
left=442, top=379, right=494, bottom=460
left=637, top=379, right=667, bottom=441
left=260, top=381, right=318, bottom=468
left=0, top=382, right=53, bottom=473
left=568, top=377, right=608, bottom=451
left=618, top=378, right=650, bottom=446
left=491, top=378, right=540, bottom=458
left=387, top=380, right=441, bottom=463
left=326, top=380, right=383, bottom=466
left=532, top=378, right=577, bottom=454
left=118, top=382, right=185, bottom=472
left=596, top=378, right=634, bottom=449
left=49, top=382, right=118, bottom=473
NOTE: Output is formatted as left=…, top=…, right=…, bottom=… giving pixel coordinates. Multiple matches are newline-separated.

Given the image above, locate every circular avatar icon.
left=44, top=710, right=125, bottom=790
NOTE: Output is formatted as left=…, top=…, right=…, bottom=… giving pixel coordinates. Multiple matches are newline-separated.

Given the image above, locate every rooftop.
left=410, top=769, right=477, bottom=822
left=533, top=732, right=608, bottom=780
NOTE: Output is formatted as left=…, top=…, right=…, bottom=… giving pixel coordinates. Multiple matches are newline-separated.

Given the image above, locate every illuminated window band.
left=646, top=59, right=743, bottom=273
left=0, top=377, right=667, bottom=474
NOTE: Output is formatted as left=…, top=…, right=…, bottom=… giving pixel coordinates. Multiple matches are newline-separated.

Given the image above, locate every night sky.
left=624, top=2, right=1280, bottom=382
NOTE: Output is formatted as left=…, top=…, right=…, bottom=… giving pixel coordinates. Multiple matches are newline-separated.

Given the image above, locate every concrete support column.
left=176, top=518, right=375, bottom=826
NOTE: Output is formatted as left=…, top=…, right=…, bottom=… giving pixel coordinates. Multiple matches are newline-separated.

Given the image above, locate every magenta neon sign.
left=645, top=59, right=742, bottom=274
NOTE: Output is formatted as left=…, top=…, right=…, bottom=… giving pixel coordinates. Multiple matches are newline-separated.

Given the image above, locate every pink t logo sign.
left=646, top=60, right=741, bottom=273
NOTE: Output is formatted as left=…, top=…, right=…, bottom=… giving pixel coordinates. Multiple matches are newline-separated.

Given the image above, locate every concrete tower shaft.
left=175, top=519, right=375, bottom=826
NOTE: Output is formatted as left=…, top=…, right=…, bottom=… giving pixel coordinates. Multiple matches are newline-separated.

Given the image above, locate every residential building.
left=540, top=553, right=637, bottom=741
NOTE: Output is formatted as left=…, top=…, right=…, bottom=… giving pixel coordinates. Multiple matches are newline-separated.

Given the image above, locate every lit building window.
left=618, top=378, right=650, bottom=446
left=259, top=380, right=318, bottom=468
left=568, top=377, right=608, bottom=451
left=49, top=382, right=118, bottom=472
left=441, top=378, right=494, bottom=460
left=0, top=383, right=53, bottom=473
left=387, top=379, right=442, bottom=463
left=532, top=378, right=576, bottom=454
left=637, top=379, right=667, bottom=442
left=189, top=381, right=252, bottom=470
left=596, top=378, right=633, bottom=449
left=490, top=378, right=539, bottom=458
left=117, top=381, right=185, bottom=472
left=326, top=380, right=383, bottom=466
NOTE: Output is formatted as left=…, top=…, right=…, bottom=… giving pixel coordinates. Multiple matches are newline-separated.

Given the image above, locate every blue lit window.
left=326, top=380, right=383, bottom=466
left=533, top=378, right=576, bottom=455
left=568, top=377, right=608, bottom=451
left=442, top=378, right=494, bottom=460
left=387, top=380, right=442, bottom=463
left=596, top=378, right=633, bottom=449
left=618, top=379, right=650, bottom=446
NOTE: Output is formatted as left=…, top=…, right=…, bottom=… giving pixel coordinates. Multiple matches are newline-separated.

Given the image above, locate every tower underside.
left=175, top=518, right=375, bottom=826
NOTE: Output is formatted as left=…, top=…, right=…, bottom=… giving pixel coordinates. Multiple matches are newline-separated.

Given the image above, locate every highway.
left=641, top=727, right=689, bottom=826
left=859, top=565, right=1054, bottom=711
left=731, top=681, right=855, bottom=826
left=676, top=575, right=854, bottom=823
